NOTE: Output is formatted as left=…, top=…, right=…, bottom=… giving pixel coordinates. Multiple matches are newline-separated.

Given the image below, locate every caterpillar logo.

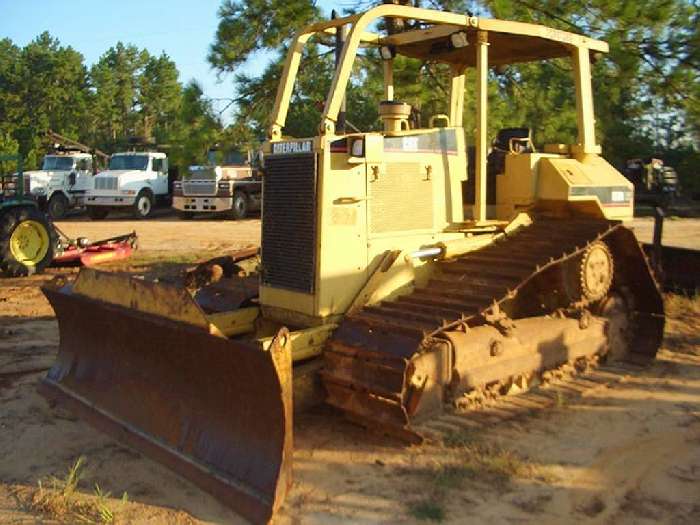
left=271, top=140, right=313, bottom=155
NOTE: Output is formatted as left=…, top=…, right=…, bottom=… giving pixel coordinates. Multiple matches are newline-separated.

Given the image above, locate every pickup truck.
left=85, top=151, right=170, bottom=219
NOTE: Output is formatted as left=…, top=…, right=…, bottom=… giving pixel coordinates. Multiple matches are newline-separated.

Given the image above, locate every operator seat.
left=487, top=127, right=532, bottom=177
left=464, top=128, right=533, bottom=208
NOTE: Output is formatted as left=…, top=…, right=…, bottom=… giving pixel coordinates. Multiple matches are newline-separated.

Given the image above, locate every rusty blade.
left=40, top=284, right=292, bottom=524
left=642, top=243, right=700, bottom=294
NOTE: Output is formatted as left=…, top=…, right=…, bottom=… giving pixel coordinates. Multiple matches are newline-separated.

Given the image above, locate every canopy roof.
left=383, top=21, right=607, bottom=67
left=307, top=7, right=608, bottom=67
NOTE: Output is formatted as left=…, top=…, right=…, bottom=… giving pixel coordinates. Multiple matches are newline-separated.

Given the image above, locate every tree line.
left=0, top=33, right=221, bottom=171
left=1, top=0, right=698, bottom=193
left=213, top=0, right=699, bottom=193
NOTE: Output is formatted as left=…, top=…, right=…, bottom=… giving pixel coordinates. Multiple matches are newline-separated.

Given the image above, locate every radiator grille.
left=370, top=162, right=433, bottom=233
left=183, top=181, right=216, bottom=196
left=262, top=153, right=317, bottom=293
left=94, top=177, right=118, bottom=191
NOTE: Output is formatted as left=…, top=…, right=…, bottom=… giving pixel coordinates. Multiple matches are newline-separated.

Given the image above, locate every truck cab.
left=85, top=151, right=169, bottom=219
left=27, top=151, right=94, bottom=219
left=172, top=159, right=262, bottom=220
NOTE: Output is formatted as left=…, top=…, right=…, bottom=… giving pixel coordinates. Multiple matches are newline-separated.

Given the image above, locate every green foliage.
left=169, top=80, right=222, bottom=167
left=208, top=0, right=321, bottom=74
left=209, top=0, right=699, bottom=187
left=89, top=43, right=150, bottom=145
left=2, top=1, right=698, bottom=181
left=409, top=499, right=446, bottom=522
left=0, top=35, right=222, bottom=171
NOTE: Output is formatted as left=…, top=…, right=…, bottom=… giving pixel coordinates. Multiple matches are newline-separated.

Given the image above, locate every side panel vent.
left=370, top=162, right=433, bottom=233
left=262, top=153, right=317, bottom=293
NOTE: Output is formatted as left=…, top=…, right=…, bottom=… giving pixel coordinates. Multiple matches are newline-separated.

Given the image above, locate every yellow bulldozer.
left=39, top=5, right=664, bottom=523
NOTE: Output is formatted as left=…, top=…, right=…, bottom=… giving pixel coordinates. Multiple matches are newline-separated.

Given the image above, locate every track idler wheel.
left=564, top=241, right=614, bottom=304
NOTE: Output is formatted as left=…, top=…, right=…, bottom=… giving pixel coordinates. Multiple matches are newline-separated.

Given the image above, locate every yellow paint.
left=259, top=324, right=337, bottom=362
left=207, top=307, right=260, bottom=337
left=259, top=6, right=633, bottom=327
left=10, top=219, right=49, bottom=265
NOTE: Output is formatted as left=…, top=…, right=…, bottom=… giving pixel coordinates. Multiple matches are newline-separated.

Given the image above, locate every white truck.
left=85, top=151, right=170, bottom=220
left=27, top=151, right=94, bottom=219
left=172, top=163, right=262, bottom=220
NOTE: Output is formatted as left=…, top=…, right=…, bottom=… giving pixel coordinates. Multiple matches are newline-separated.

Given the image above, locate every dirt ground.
left=1, top=214, right=699, bottom=524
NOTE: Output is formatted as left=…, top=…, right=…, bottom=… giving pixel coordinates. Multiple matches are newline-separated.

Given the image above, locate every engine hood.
left=95, top=169, right=144, bottom=179
left=26, top=170, right=51, bottom=191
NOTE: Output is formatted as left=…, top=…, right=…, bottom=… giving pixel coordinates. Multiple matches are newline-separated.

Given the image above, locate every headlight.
left=173, top=181, right=182, bottom=188
left=33, top=187, right=46, bottom=194
left=218, top=182, right=229, bottom=189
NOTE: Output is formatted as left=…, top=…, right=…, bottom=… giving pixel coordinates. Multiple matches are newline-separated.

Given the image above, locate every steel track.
left=321, top=217, right=664, bottom=440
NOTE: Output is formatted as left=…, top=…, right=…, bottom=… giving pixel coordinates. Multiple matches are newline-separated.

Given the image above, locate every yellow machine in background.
left=40, top=6, right=663, bottom=523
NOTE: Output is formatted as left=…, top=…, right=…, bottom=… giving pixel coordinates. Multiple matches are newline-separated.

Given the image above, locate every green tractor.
left=0, top=154, right=57, bottom=276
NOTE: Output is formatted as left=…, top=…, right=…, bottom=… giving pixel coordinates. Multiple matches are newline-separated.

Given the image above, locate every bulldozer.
left=39, top=5, right=665, bottom=523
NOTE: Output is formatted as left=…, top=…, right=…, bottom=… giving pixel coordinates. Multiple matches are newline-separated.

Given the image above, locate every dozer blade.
left=40, top=270, right=292, bottom=524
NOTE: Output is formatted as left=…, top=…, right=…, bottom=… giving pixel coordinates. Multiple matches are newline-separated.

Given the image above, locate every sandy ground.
left=1, top=214, right=699, bottom=524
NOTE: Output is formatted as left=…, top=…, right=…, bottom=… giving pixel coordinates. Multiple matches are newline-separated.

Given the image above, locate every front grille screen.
left=183, top=181, right=217, bottom=196
left=262, top=153, right=317, bottom=293
left=95, top=177, right=118, bottom=191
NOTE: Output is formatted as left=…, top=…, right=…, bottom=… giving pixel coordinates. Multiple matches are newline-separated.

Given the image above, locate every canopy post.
left=449, top=65, right=465, bottom=127
left=571, top=45, right=599, bottom=158
left=474, top=30, right=489, bottom=223
left=383, top=59, right=394, bottom=101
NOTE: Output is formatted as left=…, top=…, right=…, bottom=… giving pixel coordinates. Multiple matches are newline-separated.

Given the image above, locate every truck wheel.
left=133, top=190, right=154, bottom=219
left=232, top=191, right=249, bottom=220
left=0, top=206, right=56, bottom=277
left=87, top=206, right=110, bottom=220
left=48, top=193, right=69, bottom=219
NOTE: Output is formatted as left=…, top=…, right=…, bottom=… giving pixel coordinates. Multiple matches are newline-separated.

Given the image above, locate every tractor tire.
left=231, top=191, right=249, bottom=220
left=47, top=193, right=69, bottom=220
left=0, top=206, right=56, bottom=277
left=133, top=190, right=154, bottom=219
left=87, top=206, right=110, bottom=220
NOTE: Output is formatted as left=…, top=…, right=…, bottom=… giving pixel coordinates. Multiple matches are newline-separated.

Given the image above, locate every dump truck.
left=172, top=162, right=262, bottom=220
left=84, top=151, right=170, bottom=219
left=40, top=6, right=665, bottom=523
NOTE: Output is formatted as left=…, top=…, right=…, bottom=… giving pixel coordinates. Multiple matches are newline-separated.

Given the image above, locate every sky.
left=0, top=0, right=354, bottom=123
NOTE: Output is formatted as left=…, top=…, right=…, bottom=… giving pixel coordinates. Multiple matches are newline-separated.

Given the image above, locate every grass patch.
left=665, top=293, right=700, bottom=320
left=461, top=442, right=530, bottom=488
left=26, top=456, right=126, bottom=524
left=442, top=432, right=530, bottom=487
left=409, top=499, right=446, bottom=522
left=442, top=429, right=479, bottom=448
left=404, top=439, right=533, bottom=521
left=663, top=294, right=700, bottom=355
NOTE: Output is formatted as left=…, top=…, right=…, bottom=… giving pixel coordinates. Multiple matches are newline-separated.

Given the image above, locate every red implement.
left=52, top=231, right=137, bottom=267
